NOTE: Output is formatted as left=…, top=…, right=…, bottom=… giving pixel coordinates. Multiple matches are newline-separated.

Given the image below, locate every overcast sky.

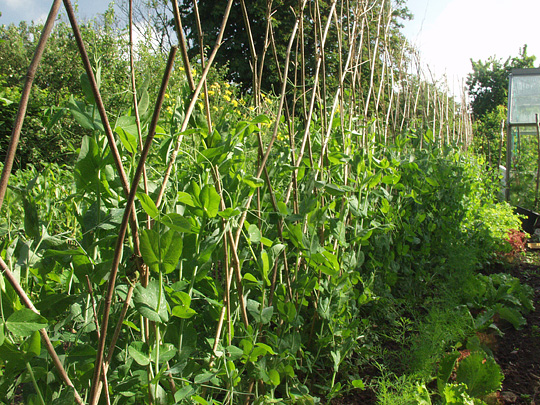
left=402, top=0, right=540, bottom=83
left=1, top=0, right=539, bottom=85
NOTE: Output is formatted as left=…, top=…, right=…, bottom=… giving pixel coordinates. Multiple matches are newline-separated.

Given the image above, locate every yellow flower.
left=223, top=95, right=231, bottom=102
left=164, top=93, right=170, bottom=99
left=208, top=90, right=215, bottom=96
left=225, top=89, right=232, bottom=96
left=224, top=82, right=230, bottom=88
left=231, top=99, right=238, bottom=107
left=248, top=106, right=255, bottom=112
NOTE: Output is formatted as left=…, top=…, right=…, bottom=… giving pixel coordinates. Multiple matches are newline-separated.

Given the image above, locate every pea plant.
left=0, top=0, right=516, bottom=404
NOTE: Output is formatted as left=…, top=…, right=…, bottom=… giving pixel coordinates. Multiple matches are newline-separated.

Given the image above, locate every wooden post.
left=535, top=115, right=540, bottom=209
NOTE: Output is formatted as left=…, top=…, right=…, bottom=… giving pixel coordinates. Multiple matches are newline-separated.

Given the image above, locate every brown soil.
left=490, top=259, right=540, bottom=404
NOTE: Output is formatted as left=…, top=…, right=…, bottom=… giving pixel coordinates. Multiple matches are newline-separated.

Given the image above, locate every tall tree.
left=467, top=45, right=536, bottom=120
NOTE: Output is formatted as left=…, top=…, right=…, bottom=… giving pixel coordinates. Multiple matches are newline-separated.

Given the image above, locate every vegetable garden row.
left=0, top=0, right=534, bottom=403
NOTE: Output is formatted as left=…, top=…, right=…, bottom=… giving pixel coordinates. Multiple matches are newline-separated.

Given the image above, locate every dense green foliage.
left=0, top=8, right=190, bottom=169
left=467, top=46, right=540, bottom=208
left=0, top=115, right=529, bottom=403
left=0, top=1, right=534, bottom=404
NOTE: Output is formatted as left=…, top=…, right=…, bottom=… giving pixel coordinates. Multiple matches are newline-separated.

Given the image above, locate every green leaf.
left=6, top=309, right=47, bottom=337
left=367, top=172, right=382, bottom=189
left=218, top=207, right=241, bottom=218
left=194, top=371, right=214, bottom=384
left=242, top=175, right=264, bottom=189
left=321, top=250, right=340, bottom=275
left=75, top=135, right=100, bottom=190
left=174, top=385, right=195, bottom=402
left=200, top=185, right=220, bottom=218
left=380, top=198, right=390, bottom=214
left=140, top=229, right=183, bottom=274
left=226, top=345, right=244, bottom=361
left=23, top=197, right=40, bottom=239
left=0, top=321, right=4, bottom=346
left=455, top=352, right=503, bottom=398
left=21, top=330, right=41, bottom=359
left=68, top=96, right=102, bottom=131
left=414, top=384, right=432, bottom=405
left=256, top=342, right=276, bottom=355
left=352, top=379, right=365, bottom=390
left=496, top=304, right=526, bottom=329
left=437, top=352, right=460, bottom=394
left=324, top=183, right=346, bottom=196
left=137, top=192, right=159, bottom=219
left=178, top=192, right=196, bottom=207
left=260, top=250, right=270, bottom=285
left=260, top=306, right=274, bottom=324
left=248, top=223, right=262, bottom=244
left=192, top=395, right=209, bottom=405
left=382, top=174, right=401, bottom=185
left=331, top=350, right=341, bottom=371
left=197, top=146, right=225, bottom=164
left=133, top=280, right=169, bottom=323
left=116, top=126, right=138, bottom=154
left=70, top=108, right=95, bottom=130
left=441, top=383, right=474, bottom=405
left=251, top=114, right=271, bottom=125
left=268, top=369, right=280, bottom=386
left=243, top=273, right=260, bottom=284
left=51, top=387, right=77, bottom=405
left=171, top=291, right=197, bottom=319
left=128, top=341, right=150, bottom=366
left=172, top=305, right=197, bottom=319
left=138, top=88, right=150, bottom=116
left=426, top=177, right=439, bottom=187
left=151, top=343, right=177, bottom=363
left=160, top=213, right=192, bottom=233
left=80, top=73, right=96, bottom=104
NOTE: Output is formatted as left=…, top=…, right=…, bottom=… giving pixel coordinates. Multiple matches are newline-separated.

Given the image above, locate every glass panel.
left=509, top=74, right=540, bottom=124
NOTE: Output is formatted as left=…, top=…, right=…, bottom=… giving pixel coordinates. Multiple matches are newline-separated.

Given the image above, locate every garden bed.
left=490, top=259, right=540, bottom=404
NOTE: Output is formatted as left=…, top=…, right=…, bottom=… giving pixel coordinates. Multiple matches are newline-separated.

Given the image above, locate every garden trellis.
left=0, top=0, right=478, bottom=403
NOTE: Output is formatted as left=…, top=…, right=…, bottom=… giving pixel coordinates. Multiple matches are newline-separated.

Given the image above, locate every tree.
left=0, top=4, right=183, bottom=169
left=174, top=0, right=410, bottom=95
left=467, top=46, right=537, bottom=169
left=467, top=45, right=536, bottom=120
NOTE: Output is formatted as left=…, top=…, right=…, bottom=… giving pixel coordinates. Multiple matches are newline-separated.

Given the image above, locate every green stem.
left=154, top=324, right=161, bottom=400
left=26, top=362, right=46, bottom=405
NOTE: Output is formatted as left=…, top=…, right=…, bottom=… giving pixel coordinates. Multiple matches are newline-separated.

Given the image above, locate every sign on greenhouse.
left=508, top=68, right=540, bottom=125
